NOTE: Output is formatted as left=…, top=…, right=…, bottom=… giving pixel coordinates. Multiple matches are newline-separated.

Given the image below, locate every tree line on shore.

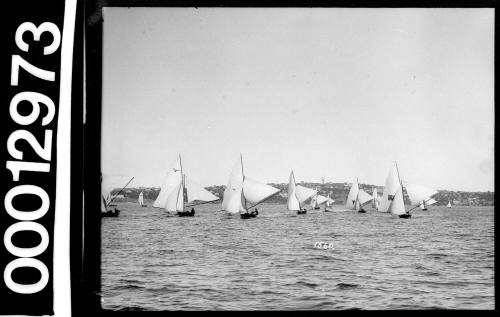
left=111, top=182, right=494, bottom=206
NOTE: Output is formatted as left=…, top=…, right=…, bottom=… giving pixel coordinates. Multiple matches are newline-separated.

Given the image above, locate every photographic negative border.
left=81, top=0, right=496, bottom=315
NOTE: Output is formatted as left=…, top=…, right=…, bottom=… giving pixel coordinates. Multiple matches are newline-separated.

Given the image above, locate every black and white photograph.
left=99, top=7, right=494, bottom=310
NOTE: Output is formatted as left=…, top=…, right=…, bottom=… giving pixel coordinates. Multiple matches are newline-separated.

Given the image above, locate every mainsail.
left=166, top=179, right=185, bottom=212
left=222, top=155, right=280, bottom=214
left=346, top=179, right=373, bottom=211
left=379, top=163, right=401, bottom=213
left=387, top=184, right=406, bottom=215
left=138, top=191, right=144, bottom=206
left=101, top=195, right=107, bottom=212
left=346, top=181, right=359, bottom=209
left=372, top=187, right=380, bottom=210
left=222, top=157, right=246, bottom=213
left=287, top=171, right=300, bottom=211
left=325, top=193, right=334, bottom=207
left=287, top=171, right=317, bottom=211
left=157, top=155, right=219, bottom=212
left=153, top=157, right=182, bottom=208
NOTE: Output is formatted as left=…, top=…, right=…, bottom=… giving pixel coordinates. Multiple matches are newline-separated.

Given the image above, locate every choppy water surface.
left=101, top=204, right=494, bottom=310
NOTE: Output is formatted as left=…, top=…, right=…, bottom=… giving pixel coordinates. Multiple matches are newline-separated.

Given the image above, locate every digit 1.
left=6, top=161, right=50, bottom=181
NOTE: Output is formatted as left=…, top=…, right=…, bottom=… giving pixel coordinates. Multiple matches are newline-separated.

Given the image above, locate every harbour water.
left=101, top=204, right=494, bottom=310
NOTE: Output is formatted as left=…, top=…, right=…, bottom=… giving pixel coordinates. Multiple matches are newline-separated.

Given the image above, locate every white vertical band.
left=54, top=0, right=77, bottom=316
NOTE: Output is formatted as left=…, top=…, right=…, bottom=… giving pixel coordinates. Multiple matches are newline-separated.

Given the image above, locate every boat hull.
left=358, top=209, right=367, bottom=213
left=101, top=209, right=120, bottom=217
left=297, top=210, right=307, bottom=214
left=240, top=212, right=258, bottom=219
left=177, top=211, right=195, bottom=217
left=399, top=213, right=411, bottom=219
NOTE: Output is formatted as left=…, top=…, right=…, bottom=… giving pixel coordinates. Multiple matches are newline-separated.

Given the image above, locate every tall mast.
left=240, top=153, right=244, bottom=179
left=182, top=174, right=186, bottom=212
left=240, top=153, right=247, bottom=211
left=179, top=154, right=185, bottom=211
left=108, top=176, right=134, bottom=205
left=356, top=177, right=360, bottom=208
left=394, top=161, right=406, bottom=213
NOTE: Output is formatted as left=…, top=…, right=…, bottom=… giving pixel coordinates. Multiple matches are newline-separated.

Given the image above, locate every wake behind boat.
left=222, top=154, right=280, bottom=219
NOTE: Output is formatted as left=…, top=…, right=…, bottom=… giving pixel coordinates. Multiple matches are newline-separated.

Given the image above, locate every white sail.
left=357, top=189, right=373, bottom=206
left=138, top=191, right=144, bottom=205
left=295, top=185, right=317, bottom=204
left=372, top=187, right=378, bottom=208
left=447, top=201, right=452, bottom=208
left=153, top=157, right=182, bottom=208
left=310, top=195, right=318, bottom=208
left=388, top=184, right=406, bottom=215
left=419, top=201, right=425, bottom=210
left=404, top=182, right=437, bottom=206
left=224, top=185, right=247, bottom=213
left=287, top=171, right=300, bottom=211
left=346, top=182, right=359, bottom=209
left=222, top=157, right=245, bottom=212
left=101, top=195, right=107, bottom=212
left=326, top=194, right=334, bottom=207
left=427, top=198, right=437, bottom=206
left=243, top=177, right=280, bottom=206
left=222, top=155, right=278, bottom=213
left=165, top=181, right=184, bottom=212
left=316, top=194, right=329, bottom=205
left=184, top=176, right=219, bottom=203
left=379, top=164, right=400, bottom=212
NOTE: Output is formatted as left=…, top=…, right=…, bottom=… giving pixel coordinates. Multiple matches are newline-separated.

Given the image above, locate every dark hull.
left=297, top=210, right=307, bottom=214
left=399, top=213, right=411, bottom=219
left=101, top=210, right=120, bottom=217
left=141, top=204, right=148, bottom=207
left=421, top=208, right=428, bottom=211
left=177, top=211, right=195, bottom=217
left=358, top=209, right=367, bottom=213
left=240, top=213, right=257, bottom=219
left=313, top=207, right=320, bottom=210
left=324, top=208, right=333, bottom=212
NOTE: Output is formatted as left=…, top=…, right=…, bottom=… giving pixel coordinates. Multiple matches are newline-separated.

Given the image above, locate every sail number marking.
left=3, top=22, right=61, bottom=294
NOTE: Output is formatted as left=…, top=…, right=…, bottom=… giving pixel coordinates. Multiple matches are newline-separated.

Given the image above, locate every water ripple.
left=101, top=204, right=494, bottom=310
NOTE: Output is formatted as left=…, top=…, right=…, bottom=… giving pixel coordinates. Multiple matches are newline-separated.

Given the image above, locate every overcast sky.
left=101, top=8, right=494, bottom=192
